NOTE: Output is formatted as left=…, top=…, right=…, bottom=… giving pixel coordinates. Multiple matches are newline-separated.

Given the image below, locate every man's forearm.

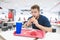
left=23, top=23, right=27, bottom=28
left=36, top=24, right=52, bottom=32
left=23, top=21, right=32, bottom=28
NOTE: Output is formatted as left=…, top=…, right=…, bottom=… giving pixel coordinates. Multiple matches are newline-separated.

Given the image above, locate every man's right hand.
left=23, top=17, right=36, bottom=28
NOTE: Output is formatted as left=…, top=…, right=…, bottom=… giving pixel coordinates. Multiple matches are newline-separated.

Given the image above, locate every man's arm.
left=32, top=17, right=52, bottom=32
left=23, top=19, right=32, bottom=28
left=35, top=24, right=52, bottom=32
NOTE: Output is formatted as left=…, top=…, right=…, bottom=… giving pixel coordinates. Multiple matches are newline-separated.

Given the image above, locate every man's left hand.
left=31, top=17, right=39, bottom=26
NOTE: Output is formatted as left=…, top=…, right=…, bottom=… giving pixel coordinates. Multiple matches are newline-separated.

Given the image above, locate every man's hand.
left=30, top=17, right=39, bottom=26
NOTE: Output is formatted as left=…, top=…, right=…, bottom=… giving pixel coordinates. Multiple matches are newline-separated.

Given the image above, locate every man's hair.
left=31, top=5, right=40, bottom=11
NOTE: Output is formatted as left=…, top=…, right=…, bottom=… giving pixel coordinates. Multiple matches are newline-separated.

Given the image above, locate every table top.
left=0, top=29, right=60, bottom=40
left=5, top=21, right=14, bottom=23
left=51, top=23, right=60, bottom=26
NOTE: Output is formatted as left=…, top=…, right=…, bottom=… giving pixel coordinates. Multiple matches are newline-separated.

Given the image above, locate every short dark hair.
left=31, top=5, right=40, bottom=11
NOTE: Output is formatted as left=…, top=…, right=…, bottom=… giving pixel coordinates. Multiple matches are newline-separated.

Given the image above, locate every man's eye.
left=31, top=12, right=33, bottom=13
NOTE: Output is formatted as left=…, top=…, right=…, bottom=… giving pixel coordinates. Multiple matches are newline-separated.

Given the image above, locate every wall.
left=0, top=0, right=59, bottom=22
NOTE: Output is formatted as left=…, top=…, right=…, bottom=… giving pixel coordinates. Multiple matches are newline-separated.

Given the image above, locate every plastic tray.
left=13, top=29, right=45, bottom=39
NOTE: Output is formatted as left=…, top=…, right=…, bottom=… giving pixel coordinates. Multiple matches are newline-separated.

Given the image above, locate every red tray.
left=13, top=29, right=45, bottom=39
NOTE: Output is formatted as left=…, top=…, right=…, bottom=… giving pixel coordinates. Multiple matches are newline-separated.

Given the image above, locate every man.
left=23, top=5, right=52, bottom=32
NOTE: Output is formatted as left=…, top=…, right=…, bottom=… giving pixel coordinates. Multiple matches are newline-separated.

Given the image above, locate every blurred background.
left=0, top=0, right=60, bottom=33
left=0, top=0, right=60, bottom=22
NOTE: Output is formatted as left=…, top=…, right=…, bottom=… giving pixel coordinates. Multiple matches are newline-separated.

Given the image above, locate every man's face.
left=31, top=9, right=40, bottom=18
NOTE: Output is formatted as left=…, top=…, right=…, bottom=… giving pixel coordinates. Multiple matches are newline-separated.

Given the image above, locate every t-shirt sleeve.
left=43, top=17, right=51, bottom=27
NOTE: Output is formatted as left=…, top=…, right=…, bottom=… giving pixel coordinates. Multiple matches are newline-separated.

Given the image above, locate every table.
left=51, top=23, right=60, bottom=34
left=0, top=30, right=35, bottom=40
left=5, top=21, right=14, bottom=24
left=51, top=23, right=60, bottom=26
left=0, top=35, right=6, bottom=40
left=0, top=29, right=60, bottom=40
